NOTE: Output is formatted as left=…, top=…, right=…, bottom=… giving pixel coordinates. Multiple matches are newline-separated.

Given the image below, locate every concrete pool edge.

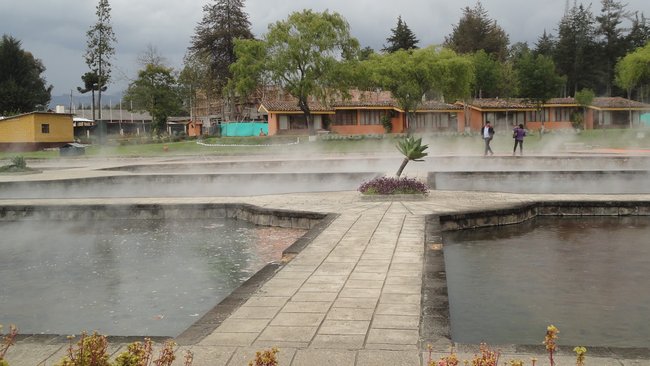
left=422, top=200, right=650, bottom=360
left=0, top=202, right=338, bottom=345
left=175, top=212, right=338, bottom=345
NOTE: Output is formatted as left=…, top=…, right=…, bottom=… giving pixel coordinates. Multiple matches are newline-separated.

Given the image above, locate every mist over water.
left=0, top=218, right=304, bottom=336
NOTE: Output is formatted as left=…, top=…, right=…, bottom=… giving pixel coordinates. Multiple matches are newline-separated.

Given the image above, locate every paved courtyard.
left=2, top=155, right=650, bottom=365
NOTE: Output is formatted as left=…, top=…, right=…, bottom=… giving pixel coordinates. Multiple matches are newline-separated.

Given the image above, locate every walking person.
left=482, top=121, right=495, bottom=156
left=512, top=123, right=526, bottom=156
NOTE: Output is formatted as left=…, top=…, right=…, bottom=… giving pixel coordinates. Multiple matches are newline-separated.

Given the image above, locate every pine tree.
left=382, top=16, right=419, bottom=53
left=534, top=30, right=556, bottom=57
left=444, top=1, right=509, bottom=61
left=596, top=0, right=630, bottom=95
left=190, top=0, right=253, bottom=96
left=84, top=0, right=116, bottom=126
left=627, top=12, right=650, bottom=50
left=554, top=2, right=599, bottom=96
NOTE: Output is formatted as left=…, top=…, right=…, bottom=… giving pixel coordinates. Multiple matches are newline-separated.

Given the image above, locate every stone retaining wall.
left=0, top=203, right=327, bottom=230
left=438, top=200, right=650, bottom=231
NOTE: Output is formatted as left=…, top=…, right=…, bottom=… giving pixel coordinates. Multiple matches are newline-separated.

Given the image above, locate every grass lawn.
left=1, top=128, right=649, bottom=160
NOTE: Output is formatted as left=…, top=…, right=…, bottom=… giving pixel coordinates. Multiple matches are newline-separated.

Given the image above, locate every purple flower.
left=358, top=176, right=429, bottom=195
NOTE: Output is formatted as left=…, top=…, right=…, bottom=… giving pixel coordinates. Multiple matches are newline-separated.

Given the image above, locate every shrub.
left=56, top=333, right=189, bottom=366
left=10, top=156, right=26, bottom=169
left=358, top=176, right=429, bottom=195
left=1, top=324, right=18, bottom=366
left=249, top=348, right=279, bottom=366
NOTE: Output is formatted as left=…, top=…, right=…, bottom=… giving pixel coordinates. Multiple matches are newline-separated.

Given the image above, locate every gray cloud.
left=1, top=0, right=648, bottom=99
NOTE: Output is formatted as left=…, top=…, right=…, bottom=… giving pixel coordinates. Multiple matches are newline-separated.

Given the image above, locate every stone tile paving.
left=4, top=190, right=650, bottom=365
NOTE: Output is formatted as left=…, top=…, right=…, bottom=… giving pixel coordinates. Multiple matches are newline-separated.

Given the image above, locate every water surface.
left=0, top=219, right=304, bottom=336
left=443, top=216, right=650, bottom=347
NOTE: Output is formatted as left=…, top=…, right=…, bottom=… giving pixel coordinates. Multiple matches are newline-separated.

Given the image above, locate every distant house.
left=258, top=91, right=463, bottom=136
left=258, top=100, right=333, bottom=135
left=459, top=97, right=650, bottom=132
left=0, top=112, right=73, bottom=151
left=587, top=97, right=650, bottom=129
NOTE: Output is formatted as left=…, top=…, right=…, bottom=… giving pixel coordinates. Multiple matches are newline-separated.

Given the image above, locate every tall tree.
left=364, top=46, right=473, bottom=130
left=554, top=2, right=599, bottom=96
left=382, top=16, right=419, bottom=53
left=596, top=0, right=630, bottom=96
left=627, top=12, right=650, bottom=50
left=471, top=50, right=500, bottom=98
left=615, top=42, right=650, bottom=104
left=123, top=63, right=182, bottom=135
left=445, top=1, right=509, bottom=61
left=0, top=35, right=52, bottom=115
left=76, top=71, right=106, bottom=121
left=190, top=0, right=253, bottom=97
left=515, top=51, right=565, bottom=121
left=178, top=52, right=210, bottom=119
left=230, top=10, right=360, bottom=135
left=84, top=0, right=116, bottom=141
left=534, top=30, right=556, bottom=57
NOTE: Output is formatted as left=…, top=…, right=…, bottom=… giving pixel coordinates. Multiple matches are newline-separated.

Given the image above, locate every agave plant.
left=395, top=136, right=428, bottom=177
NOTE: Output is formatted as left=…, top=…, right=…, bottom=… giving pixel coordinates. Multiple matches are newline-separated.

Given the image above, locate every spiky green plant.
left=395, top=136, right=428, bottom=177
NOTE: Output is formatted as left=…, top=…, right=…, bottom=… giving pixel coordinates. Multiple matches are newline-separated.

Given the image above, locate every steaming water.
left=0, top=219, right=304, bottom=336
left=443, top=216, right=650, bottom=347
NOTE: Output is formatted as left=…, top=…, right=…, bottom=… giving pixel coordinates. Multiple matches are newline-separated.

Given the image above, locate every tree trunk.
left=396, top=158, right=409, bottom=178
left=91, top=89, right=96, bottom=121
left=628, top=89, right=633, bottom=128
left=298, top=98, right=315, bottom=136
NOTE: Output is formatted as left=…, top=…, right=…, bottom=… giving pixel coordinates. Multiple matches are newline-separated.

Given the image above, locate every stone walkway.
left=2, top=156, right=650, bottom=365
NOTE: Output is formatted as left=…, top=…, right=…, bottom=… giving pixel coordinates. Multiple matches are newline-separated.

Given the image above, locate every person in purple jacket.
left=513, top=123, right=526, bottom=156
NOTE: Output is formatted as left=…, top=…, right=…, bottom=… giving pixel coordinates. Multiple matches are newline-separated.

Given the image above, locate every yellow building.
left=0, top=112, right=74, bottom=151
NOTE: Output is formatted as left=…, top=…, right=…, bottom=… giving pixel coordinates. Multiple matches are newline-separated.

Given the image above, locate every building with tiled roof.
left=459, top=97, right=650, bottom=132
left=590, top=97, right=650, bottom=110
left=256, top=93, right=650, bottom=136
left=259, top=94, right=463, bottom=135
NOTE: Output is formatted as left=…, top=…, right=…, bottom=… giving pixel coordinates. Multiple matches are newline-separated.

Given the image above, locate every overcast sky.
left=1, top=0, right=649, bottom=99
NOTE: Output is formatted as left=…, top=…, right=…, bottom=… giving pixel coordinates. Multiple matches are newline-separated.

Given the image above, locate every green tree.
left=84, top=0, right=116, bottom=142
left=123, top=64, right=182, bottom=135
left=554, top=3, right=599, bottom=95
left=395, top=136, right=428, bottom=178
left=534, top=30, right=556, bottom=57
left=76, top=71, right=106, bottom=121
left=574, top=88, right=595, bottom=129
left=382, top=16, right=419, bottom=53
left=364, top=46, right=473, bottom=130
left=515, top=51, right=565, bottom=122
left=358, top=46, right=375, bottom=60
left=0, top=35, right=52, bottom=115
left=471, top=50, right=500, bottom=98
left=178, top=52, right=210, bottom=119
left=627, top=12, right=650, bottom=50
left=497, top=61, right=519, bottom=98
left=445, top=1, right=510, bottom=61
left=596, top=0, right=630, bottom=96
left=615, top=43, right=650, bottom=121
left=230, top=10, right=360, bottom=135
left=190, top=0, right=253, bottom=97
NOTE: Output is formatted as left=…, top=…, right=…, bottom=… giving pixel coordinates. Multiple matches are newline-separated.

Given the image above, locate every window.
left=41, top=124, right=50, bottom=133
left=279, top=116, right=289, bottom=130
left=413, top=113, right=454, bottom=130
left=360, top=110, right=387, bottom=125
left=333, top=110, right=356, bottom=125
left=289, top=115, right=307, bottom=129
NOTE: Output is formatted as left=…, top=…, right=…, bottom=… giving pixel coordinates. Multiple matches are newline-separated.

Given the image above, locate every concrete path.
left=2, top=154, right=650, bottom=365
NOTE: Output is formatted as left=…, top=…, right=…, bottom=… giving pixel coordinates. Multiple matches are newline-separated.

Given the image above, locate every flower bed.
left=358, top=176, right=429, bottom=195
